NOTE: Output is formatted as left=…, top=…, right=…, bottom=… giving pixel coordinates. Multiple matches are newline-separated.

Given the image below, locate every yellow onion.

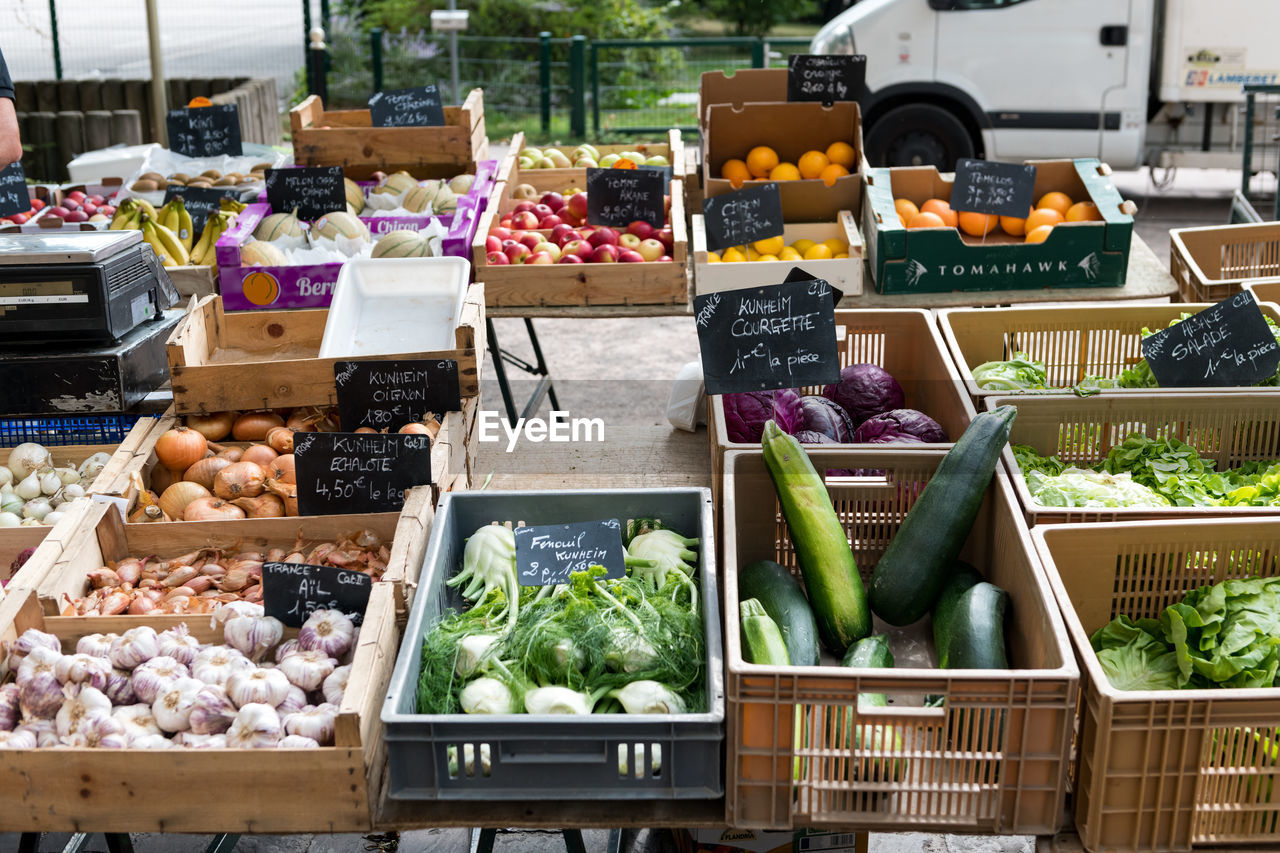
left=159, top=481, right=212, bottom=520
left=267, top=454, right=296, bottom=485
left=232, top=412, right=285, bottom=442
left=265, top=478, right=298, bottom=517
left=232, top=494, right=285, bottom=519
left=213, top=462, right=266, bottom=500
left=155, top=427, right=208, bottom=476
left=240, top=444, right=278, bottom=469
left=183, top=497, right=246, bottom=521
left=265, top=427, right=294, bottom=455
left=185, top=412, right=235, bottom=442
left=217, top=447, right=244, bottom=462
left=183, top=456, right=233, bottom=491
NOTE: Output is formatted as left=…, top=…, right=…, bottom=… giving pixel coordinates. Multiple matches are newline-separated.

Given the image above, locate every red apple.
left=29, top=198, right=45, bottom=211
left=557, top=253, right=584, bottom=264
left=637, top=238, right=665, bottom=261
left=550, top=224, right=576, bottom=245
left=539, top=192, right=564, bottom=212
left=490, top=226, right=512, bottom=242
left=504, top=243, right=530, bottom=263
left=499, top=216, right=513, bottom=229
left=89, top=194, right=105, bottom=206
left=82, top=203, right=98, bottom=217
left=561, top=239, right=593, bottom=262
left=590, top=244, right=619, bottom=263
left=65, top=209, right=88, bottom=222
left=532, top=241, right=562, bottom=262
left=512, top=211, right=539, bottom=230
left=100, top=205, right=115, bottom=217
left=560, top=210, right=583, bottom=227
left=618, top=249, right=645, bottom=263
left=518, top=232, right=541, bottom=251
left=66, top=190, right=86, bottom=202
left=513, top=200, right=536, bottom=214
left=566, top=192, right=589, bottom=221
left=485, top=234, right=503, bottom=253
left=9, top=213, right=28, bottom=224
left=655, top=227, right=674, bottom=252
left=526, top=251, right=554, bottom=265
left=62, top=199, right=80, bottom=211
left=538, top=214, right=563, bottom=230
left=657, top=255, right=673, bottom=262
left=626, top=221, right=655, bottom=241
left=532, top=203, right=554, bottom=221
left=618, top=233, right=642, bottom=251
left=486, top=250, right=510, bottom=265
left=587, top=227, right=619, bottom=248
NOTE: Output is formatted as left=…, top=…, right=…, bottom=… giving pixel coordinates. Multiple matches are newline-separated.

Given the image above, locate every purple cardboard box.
left=356, top=159, right=497, bottom=255
left=215, top=203, right=349, bottom=311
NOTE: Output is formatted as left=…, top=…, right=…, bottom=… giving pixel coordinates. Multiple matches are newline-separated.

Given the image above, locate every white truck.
left=810, top=0, right=1280, bottom=171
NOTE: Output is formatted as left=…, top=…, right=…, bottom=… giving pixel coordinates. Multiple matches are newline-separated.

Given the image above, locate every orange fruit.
left=898, top=214, right=907, bottom=227
left=907, top=211, right=947, bottom=229
left=187, top=96, right=214, bottom=108
left=1037, top=191, right=1073, bottom=216
left=957, top=211, right=999, bottom=237
left=1065, top=200, right=1103, bottom=222
left=825, top=141, right=857, bottom=170
left=1025, top=224, right=1054, bottom=244
left=819, top=163, right=849, bottom=187
left=999, top=209, right=1031, bottom=237
left=798, top=150, right=831, bottom=179
left=894, top=198, right=919, bottom=221
left=721, top=158, right=751, bottom=188
left=746, top=146, right=779, bottom=178
left=1025, top=207, right=1065, bottom=233
left=769, top=162, right=802, bottom=181
left=920, top=198, right=957, bottom=228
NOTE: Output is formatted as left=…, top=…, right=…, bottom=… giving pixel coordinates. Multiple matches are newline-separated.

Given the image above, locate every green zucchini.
left=868, top=406, right=1017, bottom=626
left=931, top=561, right=985, bottom=668
left=841, top=634, right=894, bottom=708
left=761, top=420, right=871, bottom=655
left=840, top=634, right=904, bottom=781
left=739, top=560, right=821, bottom=667
left=946, top=582, right=1010, bottom=670
left=740, top=598, right=791, bottom=666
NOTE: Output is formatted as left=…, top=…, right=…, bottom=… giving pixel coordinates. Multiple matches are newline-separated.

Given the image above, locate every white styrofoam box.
left=67, top=144, right=161, bottom=184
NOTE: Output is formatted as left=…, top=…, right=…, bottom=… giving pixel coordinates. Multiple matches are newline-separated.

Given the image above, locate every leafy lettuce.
left=971, top=354, right=1048, bottom=391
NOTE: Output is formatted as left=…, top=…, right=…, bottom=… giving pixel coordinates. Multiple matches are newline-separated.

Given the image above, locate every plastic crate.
left=989, top=393, right=1280, bottom=525
left=938, top=302, right=1280, bottom=402
left=0, top=414, right=150, bottom=448
left=708, top=309, right=977, bottom=512
left=380, top=488, right=725, bottom=801
left=722, top=449, right=1077, bottom=834
left=1032, top=518, right=1280, bottom=852
left=1170, top=222, right=1280, bottom=303
left=1243, top=278, right=1280, bottom=306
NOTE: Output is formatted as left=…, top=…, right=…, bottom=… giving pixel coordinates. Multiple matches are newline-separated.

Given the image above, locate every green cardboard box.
left=863, top=158, right=1133, bottom=294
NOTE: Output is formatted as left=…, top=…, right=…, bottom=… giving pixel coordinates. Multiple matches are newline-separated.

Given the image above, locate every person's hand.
left=0, top=97, right=22, bottom=167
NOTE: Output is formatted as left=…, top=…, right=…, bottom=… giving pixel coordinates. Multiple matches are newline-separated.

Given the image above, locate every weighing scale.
left=0, top=230, right=179, bottom=343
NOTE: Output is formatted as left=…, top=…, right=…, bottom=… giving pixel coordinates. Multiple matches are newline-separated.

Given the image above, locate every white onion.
left=42, top=511, right=64, bottom=525
left=78, top=453, right=110, bottom=481
left=54, top=467, right=80, bottom=486
left=39, top=472, right=61, bottom=496
left=60, top=483, right=85, bottom=500
left=0, top=468, right=12, bottom=487
left=0, top=512, right=20, bottom=528
left=21, top=498, right=52, bottom=521
left=8, top=443, right=50, bottom=480
left=15, top=472, right=41, bottom=500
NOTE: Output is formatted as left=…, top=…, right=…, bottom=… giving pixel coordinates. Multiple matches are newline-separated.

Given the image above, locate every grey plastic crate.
left=381, top=488, right=725, bottom=801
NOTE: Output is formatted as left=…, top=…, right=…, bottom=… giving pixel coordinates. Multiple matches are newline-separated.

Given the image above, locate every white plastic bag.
left=667, top=361, right=707, bottom=432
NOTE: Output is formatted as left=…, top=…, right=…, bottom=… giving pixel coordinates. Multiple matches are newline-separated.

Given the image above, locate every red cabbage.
left=851, top=409, right=947, bottom=444
left=822, top=364, right=905, bottom=426
left=794, top=429, right=837, bottom=444
left=724, top=388, right=804, bottom=443
left=798, top=396, right=854, bottom=442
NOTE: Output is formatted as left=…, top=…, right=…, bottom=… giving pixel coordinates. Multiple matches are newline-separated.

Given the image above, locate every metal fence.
left=1235, top=85, right=1280, bottom=222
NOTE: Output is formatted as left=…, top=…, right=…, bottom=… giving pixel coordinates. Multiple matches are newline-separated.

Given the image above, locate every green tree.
left=697, top=0, right=819, bottom=37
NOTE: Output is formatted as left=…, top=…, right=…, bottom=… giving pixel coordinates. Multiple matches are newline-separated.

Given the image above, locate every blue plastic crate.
left=0, top=414, right=156, bottom=448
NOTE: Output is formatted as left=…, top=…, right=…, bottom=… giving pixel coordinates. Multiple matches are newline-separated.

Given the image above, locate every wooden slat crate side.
left=3, top=498, right=97, bottom=591
left=87, top=413, right=176, bottom=502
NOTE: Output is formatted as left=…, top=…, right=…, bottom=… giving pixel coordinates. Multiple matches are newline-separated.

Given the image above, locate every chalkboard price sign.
left=514, top=519, right=626, bottom=587
left=1141, top=292, right=1280, bottom=387
left=0, top=162, right=28, bottom=217
left=950, top=159, right=1037, bottom=218
left=264, top=166, right=347, bottom=222
left=787, top=54, right=867, bottom=104
left=701, top=183, right=784, bottom=252
left=586, top=167, right=665, bottom=229
left=334, top=358, right=462, bottom=432
left=693, top=267, right=840, bottom=396
left=261, top=562, right=372, bottom=628
left=293, top=431, right=433, bottom=515
left=162, top=184, right=240, bottom=231
left=369, top=85, right=446, bottom=128
left=166, top=105, right=243, bottom=158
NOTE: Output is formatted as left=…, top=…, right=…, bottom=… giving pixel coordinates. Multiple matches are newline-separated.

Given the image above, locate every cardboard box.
left=863, top=158, right=1133, bottom=294
left=356, top=158, right=497, bottom=241
left=690, top=211, right=863, bottom=296
left=702, top=101, right=865, bottom=223
left=698, top=68, right=790, bottom=131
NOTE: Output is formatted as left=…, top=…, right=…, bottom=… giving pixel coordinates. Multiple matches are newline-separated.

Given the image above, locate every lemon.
left=755, top=253, right=779, bottom=263
left=746, top=246, right=761, bottom=261
left=752, top=235, right=785, bottom=256
left=778, top=246, right=802, bottom=261
left=834, top=252, right=849, bottom=259
left=707, top=251, right=721, bottom=263
left=803, top=243, right=833, bottom=261
left=791, top=238, right=816, bottom=256
left=821, top=238, right=847, bottom=256
left=721, top=247, right=747, bottom=263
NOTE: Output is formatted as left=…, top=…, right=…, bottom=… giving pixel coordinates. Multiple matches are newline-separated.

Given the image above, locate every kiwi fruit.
left=140, top=171, right=165, bottom=184
left=130, top=179, right=159, bottom=192
left=201, top=169, right=223, bottom=179
left=170, top=172, right=192, bottom=183
left=186, top=180, right=213, bottom=189
left=167, top=179, right=186, bottom=188
left=251, top=162, right=273, bottom=173
left=214, top=176, right=238, bottom=187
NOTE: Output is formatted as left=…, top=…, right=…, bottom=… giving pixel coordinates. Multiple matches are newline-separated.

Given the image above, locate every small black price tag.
left=702, top=183, right=784, bottom=253
left=293, top=432, right=432, bottom=515
left=514, top=519, right=626, bottom=587
left=166, top=104, right=243, bottom=158
left=950, top=159, right=1037, bottom=218
left=586, top=167, right=665, bottom=229
left=264, top=166, right=346, bottom=221
left=693, top=267, right=840, bottom=396
left=786, top=54, right=866, bottom=105
left=261, top=562, right=372, bottom=628
left=162, top=184, right=240, bottom=231
left=368, top=85, right=446, bottom=128
left=0, top=162, right=27, bottom=217
left=1141, top=292, right=1280, bottom=387
left=334, top=358, right=462, bottom=432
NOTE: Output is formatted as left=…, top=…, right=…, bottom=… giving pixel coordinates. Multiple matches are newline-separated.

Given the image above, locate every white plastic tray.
left=318, top=256, right=470, bottom=358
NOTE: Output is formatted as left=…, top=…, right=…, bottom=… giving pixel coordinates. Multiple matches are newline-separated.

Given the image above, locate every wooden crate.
left=690, top=211, right=863, bottom=296
left=165, top=284, right=485, bottom=414
left=290, top=90, right=488, bottom=181
left=0, top=580, right=397, bottom=833
left=472, top=182, right=689, bottom=307
left=497, top=130, right=684, bottom=190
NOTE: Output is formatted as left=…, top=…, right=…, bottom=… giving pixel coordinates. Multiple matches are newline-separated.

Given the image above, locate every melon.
left=432, top=187, right=458, bottom=214
left=253, top=207, right=303, bottom=241
left=449, top=173, right=475, bottom=195
left=402, top=184, right=438, bottom=214
left=313, top=210, right=371, bottom=241
left=344, top=177, right=365, bottom=214
left=240, top=240, right=288, bottom=266
left=382, top=171, right=418, bottom=194
left=372, top=230, right=431, bottom=258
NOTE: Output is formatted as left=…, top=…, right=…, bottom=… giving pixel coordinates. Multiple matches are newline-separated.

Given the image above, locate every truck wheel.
left=865, top=103, right=976, bottom=170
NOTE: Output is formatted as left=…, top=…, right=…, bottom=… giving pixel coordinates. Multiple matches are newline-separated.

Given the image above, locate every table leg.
left=204, top=834, right=240, bottom=853
left=485, top=318, right=559, bottom=423
left=17, top=834, right=41, bottom=853
left=104, top=835, right=135, bottom=853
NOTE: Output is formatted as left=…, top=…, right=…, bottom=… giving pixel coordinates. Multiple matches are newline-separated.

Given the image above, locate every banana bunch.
left=188, top=210, right=237, bottom=270
left=138, top=214, right=190, bottom=268
left=108, top=197, right=158, bottom=231
left=158, top=196, right=194, bottom=252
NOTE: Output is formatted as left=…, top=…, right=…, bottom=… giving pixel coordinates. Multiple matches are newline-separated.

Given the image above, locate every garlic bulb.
left=0, top=729, right=37, bottom=749
left=76, top=633, right=116, bottom=659
left=104, top=668, right=138, bottom=706
left=323, top=664, right=351, bottom=706
left=131, top=655, right=189, bottom=704
left=17, top=719, right=59, bottom=748
left=226, top=703, right=282, bottom=749
left=61, top=712, right=127, bottom=748
left=54, top=653, right=110, bottom=690
left=55, top=684, right=112, bottom=738
left=175, top=732, right=227, bottom=749
left=0, top=684, right=19, bottom=730
left=130, top=733, right=174, bottom=749
left=108, top=626, right=159, bottom=670
left=211, top=601, right=264, bottom=627
left=8, top=628, right=60, bottom=672
left=276, top=684, right=307, bottom=715
left=223, top=615, right=284, bottom=662
left=188, top=685, right=237, bottom=735
left=17, top=647, right=64, bottom=719
left=152, top=677, right=204, bottom=733
left=298, top=610, right=355, bottom=659
left=226, top=666, right=291, bottom=709
left=278, top=734, right=320, bottom=749
left=282, top=704, right=336, bottom=746
left=273, top=638, right=301, bottom=663
left=157, top=625, right=201, bottom=667
left=191, top=646, right=253, bottom=687
left=277, top=649, right=336, bottom=692
left=113, top=704, right=163, bottom=740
